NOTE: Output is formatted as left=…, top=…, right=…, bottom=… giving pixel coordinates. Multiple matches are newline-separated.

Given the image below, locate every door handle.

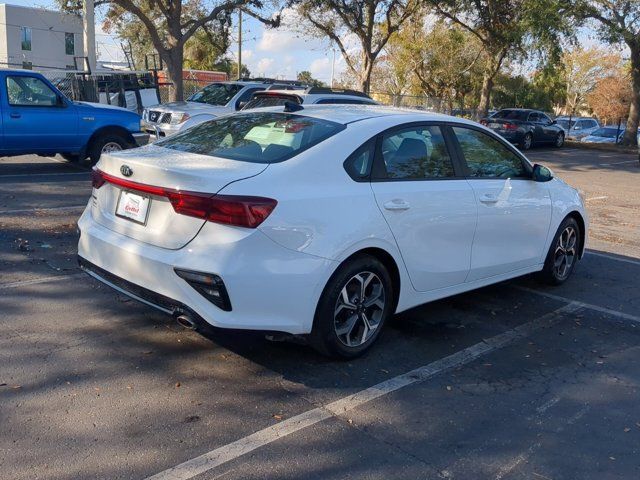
left=479, top=194, right=499, bottom=203
left=10, top=112, right=21, bottom=119
left=383, top=199, right=410, bottom=211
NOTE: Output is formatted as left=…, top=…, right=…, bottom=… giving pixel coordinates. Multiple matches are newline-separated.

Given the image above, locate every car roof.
left=256, top=89, right=375, bottom=101
left=246, top=104, right=479, bottom=126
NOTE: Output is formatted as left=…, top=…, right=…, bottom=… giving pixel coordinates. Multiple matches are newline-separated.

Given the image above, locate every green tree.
left=569, top=0, right=640, bottom=146
left=297, top=0, right=421, bottom=94
left=296, top=71, right=325, bottom=87
left=424, top=0, right=570, bottom=117
left=59, top=0, right=278, bottom=101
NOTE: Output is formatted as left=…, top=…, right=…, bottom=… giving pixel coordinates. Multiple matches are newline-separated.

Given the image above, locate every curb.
left=565, top=140, right=638, bottom=155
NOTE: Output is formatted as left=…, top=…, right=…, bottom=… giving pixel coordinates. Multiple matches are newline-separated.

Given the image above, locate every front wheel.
left=538, top=217, right=581, bottom=285
left=310, top=255, right=394, bottom=359
left=554, top=132, right=565, bottom=148
left=88, top=133, right=130, bottom=165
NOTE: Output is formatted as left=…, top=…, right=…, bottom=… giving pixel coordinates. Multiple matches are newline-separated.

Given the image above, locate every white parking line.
left=516, top=286, right=640, bottom=324
left=586, top=250, right=640, bottom=266
left=0, top=273, right=85, bottom=290
left=145, top=303, right=581, bottom=480
left=0, top=205, right=86, bottom=215
left=585, top=195, right=608, bottom=202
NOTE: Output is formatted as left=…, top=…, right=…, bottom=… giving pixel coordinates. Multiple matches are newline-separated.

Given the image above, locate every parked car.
left=555, top=117, right=600, bottom=140
left=0, top=69, right=148, bottom=163
left=141, top=79, right=305, bottom=138
left=581, top=126, right=640, bottom=144
left=78, top=105, right=587, bottom=358
left=177, top=87, right=377, bottom=132
left=242, top=87, right=377, bottom=109
left=481, top=108, right=565, bottom=150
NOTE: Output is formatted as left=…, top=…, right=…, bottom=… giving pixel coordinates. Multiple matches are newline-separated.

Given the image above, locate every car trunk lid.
left=90, top=145, right=268, bottom=249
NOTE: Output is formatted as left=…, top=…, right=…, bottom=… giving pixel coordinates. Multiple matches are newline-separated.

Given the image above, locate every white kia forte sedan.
left=78, top=105, right=587, bottom=358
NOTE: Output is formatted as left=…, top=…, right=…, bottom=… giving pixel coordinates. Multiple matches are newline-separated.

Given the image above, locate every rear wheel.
left=88, top=133, right=129, bottom=165
left=310, top=255, right=394, bottom=359
left=521, top=133, right=533, bottom=150
left=539, top=216, right=581, bottom=285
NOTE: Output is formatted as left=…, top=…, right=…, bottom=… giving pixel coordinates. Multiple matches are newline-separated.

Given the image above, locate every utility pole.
left=237, top=9, right=242, bottom=80
left=82, top=0, right=97, bottom=73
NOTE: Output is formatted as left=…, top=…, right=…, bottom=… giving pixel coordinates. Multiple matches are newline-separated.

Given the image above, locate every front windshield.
left=592, top=128, right=618, bottom=138
left=156, top=112, right=345, bottom=164
left=188, top=83, right=244, bottom=106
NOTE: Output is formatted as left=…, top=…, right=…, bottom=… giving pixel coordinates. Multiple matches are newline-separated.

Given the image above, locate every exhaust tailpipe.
left=175, top=314, right=197, bottom=330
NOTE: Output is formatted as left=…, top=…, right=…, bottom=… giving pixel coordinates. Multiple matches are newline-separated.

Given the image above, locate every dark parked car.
left=481, top=108, right=565, bottom=150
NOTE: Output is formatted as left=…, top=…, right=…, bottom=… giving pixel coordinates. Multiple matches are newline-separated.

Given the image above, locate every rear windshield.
left=242, top=94, right=301, bottom=110
left=188, top=83, right=243, bottom=106
left=493, top=110, right=529, bottom=121
left=156, top=112, right=345, bottom=163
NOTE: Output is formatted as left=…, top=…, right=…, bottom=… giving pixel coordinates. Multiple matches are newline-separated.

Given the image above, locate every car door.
left=370, top=123, right=477, bottom=292
left=2, top=74, right=79, bottom=153
left=450, top=125, right=552, bottom=281
left=539, top=113, right=557, bottom=141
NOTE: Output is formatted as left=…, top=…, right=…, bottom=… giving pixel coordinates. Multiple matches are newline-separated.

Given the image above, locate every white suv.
left=141, top=79, right=304, bottom=138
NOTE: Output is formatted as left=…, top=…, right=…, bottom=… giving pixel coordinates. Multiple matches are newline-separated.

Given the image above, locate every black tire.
left=554, top=132, right=565, bottom=148
left=521, top=133, right=533, bottom=151
left=310, top=255, right=394, bottom=359
left=88, top=133, right=130, bottom=165
left=538, top=216, right=581, bottom=285
left=60, top=153, right=81, bottom=163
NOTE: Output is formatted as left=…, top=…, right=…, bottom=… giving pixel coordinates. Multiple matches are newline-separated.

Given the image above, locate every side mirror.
left=551, top=120, right=557, bottom=125
left=236, top=101, right=247, bottom=111
left=532, top=163, right=553, bottom=182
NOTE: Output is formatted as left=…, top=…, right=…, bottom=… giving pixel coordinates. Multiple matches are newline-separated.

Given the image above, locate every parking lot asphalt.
left=1, top=148, right=639, bottom=480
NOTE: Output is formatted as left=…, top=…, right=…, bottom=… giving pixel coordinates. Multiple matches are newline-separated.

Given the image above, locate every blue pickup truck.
left=0, top=70, right=148, bottom=163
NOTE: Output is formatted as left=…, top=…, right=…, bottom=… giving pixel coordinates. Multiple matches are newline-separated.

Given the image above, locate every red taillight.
left=480, top=119, right=488, bottom=126
left=93, top=169, right=277, bottom=228
left=167, top=192, right=277, bottom=228
left=504, top=122, right=518, bottom=130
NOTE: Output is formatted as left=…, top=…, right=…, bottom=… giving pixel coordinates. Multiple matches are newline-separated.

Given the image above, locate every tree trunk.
left=621, top=42, right=640, bottom=147
left=359, top=56, right=374, bottom=94
left=478, top=70, right=494, bottom=119
left=164, top=48, right=185, bottom=102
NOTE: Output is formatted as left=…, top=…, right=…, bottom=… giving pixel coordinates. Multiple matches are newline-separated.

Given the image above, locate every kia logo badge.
left=120, top=165, right=133, bottom=177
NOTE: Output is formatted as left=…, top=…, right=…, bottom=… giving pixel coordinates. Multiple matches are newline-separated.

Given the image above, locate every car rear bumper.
left=77, top=206, right=336, bottom=334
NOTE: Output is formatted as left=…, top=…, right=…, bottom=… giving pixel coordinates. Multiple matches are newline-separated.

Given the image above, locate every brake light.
left=504, top=123, right=518, bottom=130
left=92, top=169, right=277, bottom=228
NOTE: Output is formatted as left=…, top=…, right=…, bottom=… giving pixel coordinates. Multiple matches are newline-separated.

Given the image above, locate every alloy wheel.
left=333, top=271, right=385, bottom=347
left=553, top=226, right=577, bottom=280
left=523, top=134, right=532, bottom=150
left=556, top=133, right=564, bottom=147
left=101, top=142, right=123, bottom=154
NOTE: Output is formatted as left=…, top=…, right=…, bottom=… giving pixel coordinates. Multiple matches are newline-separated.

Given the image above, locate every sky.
left=15, top=0, right=347, bottom=83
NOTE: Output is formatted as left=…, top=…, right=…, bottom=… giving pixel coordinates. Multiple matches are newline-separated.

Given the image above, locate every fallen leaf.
left=446, top=386, right=452, bottom=391
left=273, top=414, right=283, bottom=420
left=175, top=382, right=181, bottom=388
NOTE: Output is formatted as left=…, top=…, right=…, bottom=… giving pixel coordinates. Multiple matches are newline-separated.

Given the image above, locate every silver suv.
left=556, top=117, right=600, bottom=140
left=141, top=79, right=304, bottom=138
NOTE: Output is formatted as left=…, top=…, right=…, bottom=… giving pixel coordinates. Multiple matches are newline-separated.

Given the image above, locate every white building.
left=0, top=4, right=84, bottom=71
